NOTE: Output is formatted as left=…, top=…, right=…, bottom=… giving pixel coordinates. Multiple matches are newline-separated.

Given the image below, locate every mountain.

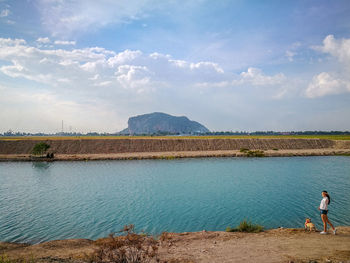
left=120, top=112, right=210, bottom=135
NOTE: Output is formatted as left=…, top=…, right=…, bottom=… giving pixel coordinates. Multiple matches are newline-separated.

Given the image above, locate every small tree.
left=32, top=142, right=50, bottom=157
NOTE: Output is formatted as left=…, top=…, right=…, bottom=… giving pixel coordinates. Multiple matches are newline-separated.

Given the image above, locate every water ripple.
left=0, top=156, right=349, bottom=243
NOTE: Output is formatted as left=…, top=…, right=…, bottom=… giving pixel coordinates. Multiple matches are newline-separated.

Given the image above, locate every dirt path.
left=158, top=227, right=350, bottom=263
left=0, top=148, right=350, bottom=161
left=1, top=227, right=350, bottom=263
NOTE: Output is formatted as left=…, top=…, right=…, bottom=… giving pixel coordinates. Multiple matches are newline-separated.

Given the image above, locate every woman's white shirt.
left=320, top=197, right=328, bottom=210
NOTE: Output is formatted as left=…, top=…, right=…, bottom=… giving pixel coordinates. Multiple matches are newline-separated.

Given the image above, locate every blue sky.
left=0, top=0, right=350, bottom=133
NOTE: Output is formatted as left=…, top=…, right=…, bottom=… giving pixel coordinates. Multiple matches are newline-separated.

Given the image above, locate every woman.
left=319, top=190, right=336, bottom=235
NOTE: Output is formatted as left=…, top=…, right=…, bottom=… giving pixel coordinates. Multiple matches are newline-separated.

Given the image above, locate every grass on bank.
left=226, top=220, right=264, bottom=233
left=0, top=254, right=34, bottom=263
left=240, top=148, right=265, bottom=157
left=1, top=135, right=350, bottom=141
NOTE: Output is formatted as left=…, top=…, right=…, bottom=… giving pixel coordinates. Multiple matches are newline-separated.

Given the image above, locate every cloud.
left=36, top=37, right=51, bottom=43
left=36, top=0, right=156, bottom=37
left=196, top=67, right=286, bottom=89
left=0, top=8, right=10, bottom=17
left=305, top=72, right=350, bottom=98
left=0, top=38, right=26, bottom=46
left=239, top=67, right=285, bottom=86
left=0, top=37, right=293, bottom=132
left=313, top=34, right=350, bottom=65
left=306, top=35, right=350, bottom=98
left=54, top=40, right=76, bottom=45
left=285, top=50, right=296, bottom=62
left=0, top=37, right=232, bottom=92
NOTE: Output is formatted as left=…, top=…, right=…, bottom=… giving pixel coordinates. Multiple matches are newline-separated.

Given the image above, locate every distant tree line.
left=202, top=131, right=350, bottom=136
left=1, top=129, right=349, bottom=137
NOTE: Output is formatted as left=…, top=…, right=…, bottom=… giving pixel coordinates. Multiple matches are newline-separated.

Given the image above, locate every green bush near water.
left=334, top=152, right=350, bottom=156
left=246, top=150, right=265, bottom=157
left=226, top=220, right=264, bottom=233
left=239, top=148, right=265, bottom=157
left=31, top=142, right=50, bottom=157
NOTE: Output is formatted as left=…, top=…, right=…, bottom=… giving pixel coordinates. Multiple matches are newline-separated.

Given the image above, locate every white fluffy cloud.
left=54, top=40, right=76, bottom=45
left=0, top=37, right=233, bottom=93
left=0, top=37, right=291, bottom=132
left=305, top=72, right=350, bottom=98
left=313, top=35, right=350, bottom=64
left=307, top=35, right=350, bottom=98
left=36, top=37, right=50, bottom=44
left=239, top=67, right=285, bottom=86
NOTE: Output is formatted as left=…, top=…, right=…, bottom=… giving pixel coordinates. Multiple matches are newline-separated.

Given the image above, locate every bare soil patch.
left=1, top=227, right=350, bottom=263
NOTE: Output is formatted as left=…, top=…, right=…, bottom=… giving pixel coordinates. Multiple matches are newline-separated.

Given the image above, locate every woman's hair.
left=322, top=190, right=331, bottom=205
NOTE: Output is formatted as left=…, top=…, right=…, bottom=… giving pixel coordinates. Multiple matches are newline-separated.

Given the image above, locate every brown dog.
left=305, top=218, right=316, bottom=232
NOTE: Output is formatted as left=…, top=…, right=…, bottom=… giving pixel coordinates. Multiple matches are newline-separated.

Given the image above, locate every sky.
left=0, top=0, right=350, bottom=133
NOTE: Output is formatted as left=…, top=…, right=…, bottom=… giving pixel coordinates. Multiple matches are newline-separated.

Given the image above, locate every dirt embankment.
left=1, top=138, right=349, bottom=161
left=0, top=138, right=347, bottom=155
left=1, top=227, right=350, bottom=263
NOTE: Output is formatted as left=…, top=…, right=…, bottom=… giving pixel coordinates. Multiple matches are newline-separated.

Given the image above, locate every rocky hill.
left=120, top=112, right=210, bottom=135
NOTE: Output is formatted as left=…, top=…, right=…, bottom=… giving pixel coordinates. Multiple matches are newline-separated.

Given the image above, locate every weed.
left=334, top=152, right=350, bottom=156
left=246, top=150, right=265, bottom=157
left=0, top=254, right=35, bottom=263
left=240, top=148, right=249, bottom=153
left=87, top=224, right=158, bottom=263
left=226, top=220, right=263, bottom=233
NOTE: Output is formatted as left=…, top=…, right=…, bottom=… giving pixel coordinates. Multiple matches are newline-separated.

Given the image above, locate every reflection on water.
left=32, top=162, right=51, bottom=170
left=0, top=156, right=349, bottom=244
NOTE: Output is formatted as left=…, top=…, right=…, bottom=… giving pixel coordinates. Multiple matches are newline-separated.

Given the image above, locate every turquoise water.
left=0, top=156, right=349, bottom=244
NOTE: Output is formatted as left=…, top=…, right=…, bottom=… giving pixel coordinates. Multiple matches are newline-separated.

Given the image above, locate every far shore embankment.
left=0, top=137, right=350, bottom=161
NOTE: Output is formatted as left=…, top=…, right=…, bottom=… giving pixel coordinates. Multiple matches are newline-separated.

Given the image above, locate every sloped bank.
left=0, top=138, right=349, bottom=161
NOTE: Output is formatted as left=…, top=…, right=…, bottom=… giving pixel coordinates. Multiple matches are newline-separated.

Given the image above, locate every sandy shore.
left=0, top=148, right=350, bottom=161
left=1, top=227, right=350, bottom=263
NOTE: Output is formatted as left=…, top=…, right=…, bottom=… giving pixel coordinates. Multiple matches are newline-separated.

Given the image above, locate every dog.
left=304, top=218, right=316, bottom=232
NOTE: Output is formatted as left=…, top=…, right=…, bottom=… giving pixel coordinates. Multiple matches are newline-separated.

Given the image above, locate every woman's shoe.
left=333, top=228, right=337, bottom=235
left=320, top=231, right=327, bottom=234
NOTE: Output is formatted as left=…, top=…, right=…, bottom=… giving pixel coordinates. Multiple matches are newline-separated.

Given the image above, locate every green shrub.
left=226, top=220, right=263, bottom=233
left=31, top=142, right=50, bottom=156
left=272, top=148, right=279, bottom=151
left=335, top=152, right=350, bottom=156
left=240, top=148, right=249, bottom=152
left=246, top=150, right=265, bottom=157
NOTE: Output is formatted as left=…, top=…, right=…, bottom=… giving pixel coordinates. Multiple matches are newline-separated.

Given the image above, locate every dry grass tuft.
left=87, top=225, right=158, bottom=263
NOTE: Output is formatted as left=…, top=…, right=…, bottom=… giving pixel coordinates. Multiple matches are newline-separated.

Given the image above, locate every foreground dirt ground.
left=1, top=227, right=350, bottom=263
